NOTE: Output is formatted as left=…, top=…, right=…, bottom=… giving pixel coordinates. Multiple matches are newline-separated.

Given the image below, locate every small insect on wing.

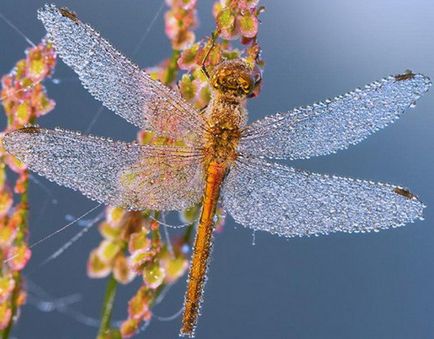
left=3, top=128, right=204, bottom=211
left=222, top=157, right=424, bottom=238
left=239, top=71, right=431, bottom=160
left=38, top=5, right=205, bottom=146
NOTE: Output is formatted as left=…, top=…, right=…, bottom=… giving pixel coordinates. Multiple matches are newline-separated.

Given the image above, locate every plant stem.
left=1, top=173, right=29, bottom=339
left=97, top=274, right=118, bottom=339
left=1, top=273, right=19, bottom=339
left=164, top=49, right=181, bottom=85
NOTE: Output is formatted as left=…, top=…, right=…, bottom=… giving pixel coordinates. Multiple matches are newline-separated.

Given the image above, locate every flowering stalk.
left=87, top=1, right=199, bottom=337
left=0, top=40, right=56, bottom=338
left=88, top=0, right=262, bottom=337
left=0, top=1, right=263, bottom=337
left=97, top=275, right=119, bottom=339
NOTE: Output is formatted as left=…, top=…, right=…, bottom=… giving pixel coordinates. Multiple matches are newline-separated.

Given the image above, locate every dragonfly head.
left=210, top=59, right=261, bottom=100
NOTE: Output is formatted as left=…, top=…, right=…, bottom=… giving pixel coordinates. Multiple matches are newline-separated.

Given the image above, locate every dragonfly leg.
left=200, top=31, right=219, bottom=79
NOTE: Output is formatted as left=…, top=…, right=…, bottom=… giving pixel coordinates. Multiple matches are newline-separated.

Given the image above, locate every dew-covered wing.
left=239, top=72, right=431, bottom=159
left=222, top=157, right=424, bottom=237
left=38, top=5, right=205, bottom=145
left=3, top=128, right=204, bottom=211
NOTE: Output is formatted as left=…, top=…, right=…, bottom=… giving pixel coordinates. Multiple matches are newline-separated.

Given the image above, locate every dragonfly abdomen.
left=181, top=161, right=226, bottom=337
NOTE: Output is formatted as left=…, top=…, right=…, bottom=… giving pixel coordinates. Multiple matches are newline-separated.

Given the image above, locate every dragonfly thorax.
left=204, top=91, right=246, bottom=165
left=204, top=123, right=241, bottom=164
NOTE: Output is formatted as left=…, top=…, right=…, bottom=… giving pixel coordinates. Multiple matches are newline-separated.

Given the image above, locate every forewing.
left=239, top=72, right=431, bottom=159
left=222, top=157, right=424, bottom=237
left=38, top=5, right=205, bottom=145
left=3, top=128, right=204, bottom=211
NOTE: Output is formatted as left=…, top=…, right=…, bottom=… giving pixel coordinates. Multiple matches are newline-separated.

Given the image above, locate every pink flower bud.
left=142, top=261, right=165, bottom=289
left=87, top=249, right=111, bottom=278
left=0, top=275, right=15, bottom=303
left=6, top=244, right=31, bottom=271
left=96, top=240, right=122, bottom=264
left=0, top=188, right=13, bottom=218
left=237, top=11, right=258, bottom=38
left=113, top=255, right=136, bottom=284
left=120, top=318, right=139, bottom=338
left=0, top=302, right=12, bottom=330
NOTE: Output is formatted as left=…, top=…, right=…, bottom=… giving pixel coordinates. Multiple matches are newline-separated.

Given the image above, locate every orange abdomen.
left=180, top=161, right=226, bottom=337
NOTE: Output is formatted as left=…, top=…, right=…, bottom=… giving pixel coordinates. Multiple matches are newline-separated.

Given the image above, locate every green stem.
left=97, top=275, right=118, bottom=339
left=164, top=49, right=181, bottom=85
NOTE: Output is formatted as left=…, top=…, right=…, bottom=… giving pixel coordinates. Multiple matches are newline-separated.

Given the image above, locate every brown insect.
left=394, top=187, right=417, bottom=200
left=395, top=70, right=416, bottom=81
left=59, top=7, right=78, bottom=23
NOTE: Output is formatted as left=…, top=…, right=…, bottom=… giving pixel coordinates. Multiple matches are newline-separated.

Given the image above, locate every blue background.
left=1, top=1, right=434, bottom=338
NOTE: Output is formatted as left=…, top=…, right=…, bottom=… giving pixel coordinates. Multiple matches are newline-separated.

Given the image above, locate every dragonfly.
left=3, top=4, right=431, bottom=337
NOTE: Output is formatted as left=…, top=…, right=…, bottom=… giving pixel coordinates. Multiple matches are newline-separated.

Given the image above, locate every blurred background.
left=1, top=1, right=434, bottom=338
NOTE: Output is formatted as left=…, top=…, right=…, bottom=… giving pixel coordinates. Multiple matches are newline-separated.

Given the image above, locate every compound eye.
left=247, top=73, right=262, bottom=98
left=254, top=72, right=262, bottom=86
left=238, top=76, right=252, bottom=94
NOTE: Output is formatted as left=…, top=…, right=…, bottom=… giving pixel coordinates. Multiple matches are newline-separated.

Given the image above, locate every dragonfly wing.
left=3, top=128, right=204, bottom=211
left=239, top=72, right=431, bottom=159
left=38, top=5, right=205, bottom=145
left=222, top=157, right=424, bottom=237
